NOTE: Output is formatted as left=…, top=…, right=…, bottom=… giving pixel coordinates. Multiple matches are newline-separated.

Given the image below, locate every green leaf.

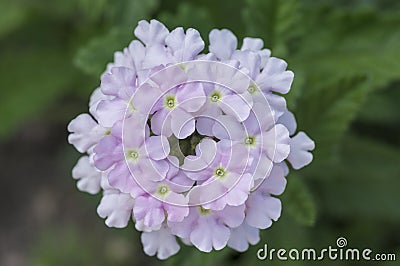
left=243, top=0, right=302, bottom=56
left=292, top=7, right=400, bottom=89
left=282, top=176, right=317, bottom=226
left=158, top=3, right=214, bottom=41
left=74, top=29, right=130, bottom=76
left=0, top=18, right=81, bottom=139
left=297, top=76, right=373, bottom=161
left=0, top=1, right=28, bottom=38
left=357, top=85, right=400, bottom=125
left=107, top=0, right=160, bottom=28
left=314, top=135, right=400, bottom=222
left=74, top=0, right=160, bottom=76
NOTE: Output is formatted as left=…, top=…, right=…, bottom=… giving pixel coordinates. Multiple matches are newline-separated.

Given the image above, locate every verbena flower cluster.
left=68, top=19, right=315, bottom=260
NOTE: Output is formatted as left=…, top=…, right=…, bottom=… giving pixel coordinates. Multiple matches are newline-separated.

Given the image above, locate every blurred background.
left=0, top=0, right=399, bottom=265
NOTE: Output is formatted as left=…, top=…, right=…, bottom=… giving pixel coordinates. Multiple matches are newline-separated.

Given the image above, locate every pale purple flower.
left=133, top=158, right=192, bottom=230
left=141, top=224, right=180, bottom=260
left=195, top=84, right=253, bottom=136
left=245, top=165, right=286, bottom=229
left=149, top=83, right=206, bottom=139
left=287, top=132, right=315, bottom=169
left=97, top=176, right=135, bottom=228
left=183, top=139, right=253, bottom=210
left=227, top=222, right=260, bottom=252
left=212, top=103, right=290, bottom=181
left=169, top=204, right=245, bottom=252
left=72, top=155, right=102, bottom=194
left=67, top=113, right=108, bottom=153
left=67, top=19, right=315, bottom=260
left=96, top=66, right=139, bottom=128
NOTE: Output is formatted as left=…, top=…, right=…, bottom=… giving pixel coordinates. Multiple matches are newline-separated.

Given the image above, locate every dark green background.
left=0, top=0, right=399, bottom=265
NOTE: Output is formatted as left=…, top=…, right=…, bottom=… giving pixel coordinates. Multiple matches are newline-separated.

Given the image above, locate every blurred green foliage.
left=1, top=0, right=399, bottom=265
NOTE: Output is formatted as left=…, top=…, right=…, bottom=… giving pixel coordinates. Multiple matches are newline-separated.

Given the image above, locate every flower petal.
left=209, top=29, right=237, bottom=60
left=287, top=131, right=315, bottom=169
left=97, top=191, right=134, bottom=228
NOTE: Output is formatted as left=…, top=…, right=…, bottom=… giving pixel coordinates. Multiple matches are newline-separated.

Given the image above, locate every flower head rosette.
left=68, top=19, right=315, bottom=260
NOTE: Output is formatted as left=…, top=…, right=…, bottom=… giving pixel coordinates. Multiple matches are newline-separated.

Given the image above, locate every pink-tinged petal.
left=144, top=135, right=170, bottom=160
left=96, top=98, right=129, bottom=128
left=241, top=37, right=264, bottom=51
left=164, top=193, right=189, bottom=222
left=97, top=192, right=134, bottom=228
left=258, top=164, right=287, bottom=195
left=278, top=110, right=297, bottom=136
left=220, top=93, right=252, bottom=122
left=176, top=82, right=206, bottom=113
left=151, top=109, right=173, bottom=137
left=228, top=223, right=260, bottom=252
left=209, top=29, right=237, bottom=60
left=256, top=57, right=294, bottom=94
left=287, top=131, right=315, bottom=169
left=166, top=27, right=205, bottom=61
left=262, top=124, right=290, bottom=163
left=141, top=225, right=180, bottom=260
left=245, top=192, right=281, bottom=229
left=67, top=113, right=106, bottom=153
left=93, top=135, right=123, bottom=171
left=212, top=115, right=245, bottom=141
left=215, top=204, right=246, bottom=228
left=133, top=195, right=165, bottom=228
left=72, top=156, right=102, bottom=194
left=190, top=215, right=230, bottom=252
left=171, top=108, right=195, bottom=139
left=101, top=67, right=136, bottom=99
left=134, top=19, right=169, bottom=46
